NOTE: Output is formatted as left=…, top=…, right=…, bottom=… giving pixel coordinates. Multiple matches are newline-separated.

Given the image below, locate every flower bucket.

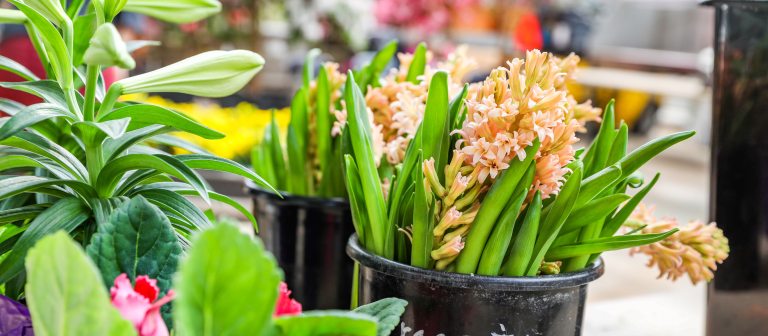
left=248, top=183, right=355, bottom=310
left=347, top=235, right=604, bottom=336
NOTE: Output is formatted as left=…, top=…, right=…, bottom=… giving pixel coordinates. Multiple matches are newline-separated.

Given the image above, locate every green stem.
left=85, top=139, right=104, bottom=185
left=97, top=83, right=123, bottom=118
left=64, top=89, right=82, bottom=120
left=83, top=65, right=101, bottom=121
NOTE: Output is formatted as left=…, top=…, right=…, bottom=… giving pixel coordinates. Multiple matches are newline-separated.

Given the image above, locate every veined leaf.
left=274, top=312, right=378, bottom=336
left=0, top=198, right=90, bottom=284
left=352, top=298, right=408, bottom=336
left=86, top=196, right=182, bottom=301
left=0, top=98, right=25, bottom=115
left=174, top=224, right=281, bottom=336
left=0, top=81, right=66, bottom=109
left=0, top=204, right=49, bottom=225
left=99, top=103, right=224, bottom=139
left=102, top=125, right=170, bottom=160
left=0, top=55, right=39, bottom=81
left=176, top=154, right=277, bottom=194
left=25, top=232, right=135, bottom=336
left=0, top=175, right=96, bottom=201
left=1, top=132, right=89, bottom=181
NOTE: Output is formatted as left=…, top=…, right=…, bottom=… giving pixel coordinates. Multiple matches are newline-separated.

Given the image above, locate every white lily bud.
left=122, top=0, right=221, bottom=24
left=116, top=50, right=264, bottom=97
left=84, top=23, right=136, bottom=69
left=13, top=0, right=69, bottom=27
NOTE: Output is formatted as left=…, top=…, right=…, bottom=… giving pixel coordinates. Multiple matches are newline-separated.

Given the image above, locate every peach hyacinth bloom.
left=626, top=204, right=730, bottom=284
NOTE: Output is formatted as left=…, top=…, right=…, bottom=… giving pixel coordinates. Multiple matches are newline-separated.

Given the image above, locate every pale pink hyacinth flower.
left=110, top=273, right=174, bottom=336
left=626, top=204, right=730, bottom=284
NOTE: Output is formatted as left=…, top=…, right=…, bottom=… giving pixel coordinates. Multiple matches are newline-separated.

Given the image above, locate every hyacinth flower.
left=625, top=204, right=730, bottom=284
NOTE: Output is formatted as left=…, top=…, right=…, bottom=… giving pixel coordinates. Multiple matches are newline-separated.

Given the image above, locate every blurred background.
left=0, top=0, right=717, bottom=334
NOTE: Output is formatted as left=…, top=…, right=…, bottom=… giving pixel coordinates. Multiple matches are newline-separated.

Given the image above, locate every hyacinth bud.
left=423, top=158, right=446, bottom=197
left=431, top=236, right=465, bottom=260
left=14, top=0, right=69, bottom=27
left=92, top=0, right=128, bottom=22
left=539, top=261, right=562, bottom=275
left=123, top=0, right=222, bottom=24
left=443, top=172, right=469, bottom=208
left=117, top=50, right=264, bottom=97
left=0, top=9, right=26, bottom=24
left=84, top=23, right=135, bottom=69
left=444, top=151, right=466, bottom=189
left=453, top=184, right=482, bottom=211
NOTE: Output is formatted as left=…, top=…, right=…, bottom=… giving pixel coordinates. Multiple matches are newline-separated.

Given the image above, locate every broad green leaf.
left=274, top=312, right=378, bottom=336
left=72, top=118, right=131, bottom=146
left=405, top=43, right=427, bottom=84
left=174, top=224, right=282, bottom=336
left=0, top=80, right=66, bottom=108
left=545, top=229, right=679, bottom=260
left=86, top=196, right=182, bottom=295
left=0, top=198, right=90, bottom=284
left=0, top=55, right=39, bottom=81
left=9, top=0, right=69, bottom=27
left=455, top=139, right=541, bottom=274
left=352, top=298, right=408, bottom=336
left=25, top=232, right=135, bottom=336
left=99, top=104, right=224, bottom=139
left=0, top=98, right=25, bottom=115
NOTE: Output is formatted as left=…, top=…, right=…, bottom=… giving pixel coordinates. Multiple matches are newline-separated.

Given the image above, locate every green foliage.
left=86, top=196, right=182, bottom=295
left=0, top=0, right=270, bottom=294
left=24, top=232, right=135, bottom=336
left=173, top=224, right=282, bottom=336
left=274, top=312, right=378, bottom=336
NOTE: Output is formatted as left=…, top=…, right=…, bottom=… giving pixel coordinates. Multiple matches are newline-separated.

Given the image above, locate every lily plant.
left=343, top=50, right=728, bottom=279
left=0, top=0, right=274, bottom=297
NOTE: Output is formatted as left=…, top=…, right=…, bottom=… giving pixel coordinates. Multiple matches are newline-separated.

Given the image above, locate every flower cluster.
left=455, top=50, right=600, bottom=199
left=626, top=204, right=730, bottom=284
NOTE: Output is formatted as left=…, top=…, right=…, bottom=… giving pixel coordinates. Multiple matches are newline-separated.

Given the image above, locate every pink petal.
left=110, top=274, right=151, bottom=327
left=134, top=276, right=159, bottom=302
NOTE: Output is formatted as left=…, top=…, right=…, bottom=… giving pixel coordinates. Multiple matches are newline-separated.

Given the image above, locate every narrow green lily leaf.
left=123, top=0, right=222, bottom=24
left=477, top=162, right=534, bottom=276
left=344, top=72, right=390, bottom=258
left=527, top=161, right=582, bottom=275
left=0, top=198, right=90, bottom=284
left=9, top=0, right=69, bottom=27
left=0, top=103, right=76, bottom=141
left=502, top=191, right=543, bottom=276
left=344, top=155, right=370, bottom=248
left=102, top=125, right=168, bottom=160
left=405, top=42, right=427, bottom=84
left=176, top=154, right=277, bottom=194
left=617, top=131, right=695, bottom=180
left=0, top=176, right=95, bottom=201
left=0, top=98, right=25, bottom=115
left=134, top=188, right=212, bottom=231
left=0, top=8, right=26, bottom=24
left=275, top=312, right=378, bottom=336
left=1, top=132, right=89, bottom=180
left=0, top=204, right=49, bottom=225
left=72, top=118, right=131, bottom=143
left=352, top=298, right=408, bottom=336
left=174, top=224, right=281, bottom=336
left=0, top=55, right=39, bottom=81
left=175, top=189, right=258, bottom=232
left=601, top=173, right=661, bottom=237
left=455, top=139, right=541, bottom=274
left=562, top=194, right=631, bottom=233
left=125, top=40, right=161, bottom=53
left=546, top=229, right=679, bottom=260
left=99, top=103, right=224, bottom=139
left=0, top=81, right=66, bottom=108
left=86, top=196, right=181, bottom=300
left=92, top=0, right=128, bottom=22
left=25, top=232, right=135, bottom=336
left=583, top=100, right=616, bottom=176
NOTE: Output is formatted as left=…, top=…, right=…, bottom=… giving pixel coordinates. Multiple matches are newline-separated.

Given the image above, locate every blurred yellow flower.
left=121, top=94, right=289, bottom=160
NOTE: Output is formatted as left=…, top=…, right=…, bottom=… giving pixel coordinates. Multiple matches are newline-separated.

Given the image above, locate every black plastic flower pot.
left=248, top=183, right=355, bottom=310
left=347, top=235, right=604, bottom=336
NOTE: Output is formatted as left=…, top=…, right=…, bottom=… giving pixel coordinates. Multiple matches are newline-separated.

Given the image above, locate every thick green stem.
left=97, top=83, right=123, bottom=118
left=83, top=65, right=101, bottom=121
left=84, top=135, right=104, bottom=185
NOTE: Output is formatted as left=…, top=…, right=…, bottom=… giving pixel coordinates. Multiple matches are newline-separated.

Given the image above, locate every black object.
left=347, top=236, right=604, bottom=336
left=248, top=184, right=355, bottom=310
left=706, top=1, right=768, bottom=334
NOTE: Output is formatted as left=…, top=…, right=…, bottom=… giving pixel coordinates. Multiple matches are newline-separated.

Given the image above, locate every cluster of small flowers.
left=626, top=204, right=730, bottom=284
left=455, top=50, right=600, bottom=199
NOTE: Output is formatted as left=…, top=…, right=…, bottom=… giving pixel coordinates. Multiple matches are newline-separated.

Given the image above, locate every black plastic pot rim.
left=347, top=234, right=604, bottom=291
left=245, top=180, right=349, bottom=209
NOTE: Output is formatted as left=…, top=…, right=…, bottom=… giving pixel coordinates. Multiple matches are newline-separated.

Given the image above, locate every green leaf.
left=0, top=132, right=89, bottom=181
left=502, top=191, right=543, bottom=276
left=617, top=131, right=695, bottom=181
left=72, top=118, right=131, bottom=144
left=176, top=154, right=277, bottom=194
left=130, top=187, right=212, bottom=231
left=562, top=194, right=631, bottom=234
left=126, top=40, right=161, bottom=53
left=174, top=224, right=282, bottom=336
left=601, top=173, right=661, bottom=237
left=0, top=175, right=95, bottom=201
left=353, top=298, right=408, bottom=336
left=24, top=232, right=135, bottom=336
left=102, top=125, right=170, bottom=160
left=122, top=0, right=221, bottom=24
left=99, top=104, right=224, bottom=139
left=0, top=98, right=25, bottom=115
left=606, top=122, right=628, bottom=166
left=0, top=198, right=90, bottom=284
left=302, top=48, right=321, bottom=87
left=274, top=312, right=378, bottom=336
left=583, top=100, right=615, bottom=176
left=455, top=139, right=541, bottom=274
left=574, top=164, right=622, bottom=208
left=266, top=112, right=287, bottom=191
left=344, top=155, right=370, bottom=247
left=0, top=204, right=49, bottom=225
left=315, top=65, right=332, bottom=190
left=96, top=153, right=210, bottom=203
left=0, top=80, right=66, bottom=108
left=545, top=229, right=679, bottom=260
left=72, top=12, right=97, bottom=66
left=0, top=55, right=39, bottom=81
left=86, top=196, right=182, bottom=295
left=410, top=151, right=433, bottom=268
left=355, top=40, right=397, bottom=91
left=405, top=43, right=427, bottom=84
left=420, top=71, right=450, bottom=179
left=344, top=72, right=390, bottom=258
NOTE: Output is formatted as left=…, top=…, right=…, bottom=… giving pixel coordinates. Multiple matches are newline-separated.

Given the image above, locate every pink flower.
left=110, top=274, right=174, bottom=336
left=274, top=282, right=302, bottom=316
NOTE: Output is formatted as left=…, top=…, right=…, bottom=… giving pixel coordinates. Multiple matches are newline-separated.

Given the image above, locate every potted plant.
left=0, top=196, right=408, bottom=336
left=342, top=50, right=729, bottom=335
left=0, top=0, right=275, bottom=299
left=249, top=42, right=476, bottom=309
